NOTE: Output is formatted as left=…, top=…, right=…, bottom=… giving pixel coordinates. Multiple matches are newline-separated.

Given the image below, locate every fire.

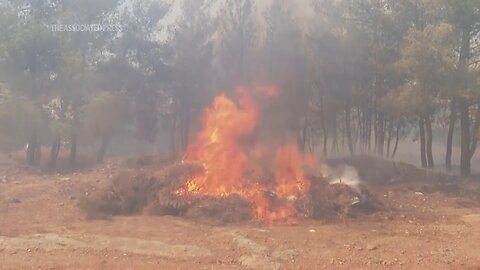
left=274, top=144, right=316, bottom=198
left=177, top=85, right=317, bottom=223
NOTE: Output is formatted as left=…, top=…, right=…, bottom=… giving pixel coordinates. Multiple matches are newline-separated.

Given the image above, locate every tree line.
left=0, top=0, right=479, bottom=175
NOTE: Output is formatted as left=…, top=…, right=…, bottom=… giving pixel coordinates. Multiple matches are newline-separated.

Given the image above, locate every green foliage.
left=379, top=82, right=423, bottom=115
left=398, top=24, right=456, bottom=85
left=2, top=19, right=63, bottom=98
left=393, top=24, right=457, bottom=114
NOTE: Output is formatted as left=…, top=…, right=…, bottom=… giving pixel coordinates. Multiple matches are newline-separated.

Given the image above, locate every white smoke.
left=321, top=164, right=362, bottom=193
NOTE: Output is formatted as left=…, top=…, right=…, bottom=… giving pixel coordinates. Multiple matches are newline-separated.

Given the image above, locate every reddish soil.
left=1, top=155, right=480, bottom=269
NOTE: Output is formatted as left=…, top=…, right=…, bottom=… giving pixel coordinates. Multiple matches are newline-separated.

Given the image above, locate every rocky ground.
left=1, top=154, right=480, bottom=269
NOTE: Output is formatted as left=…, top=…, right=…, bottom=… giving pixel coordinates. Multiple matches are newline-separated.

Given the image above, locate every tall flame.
left=179, top=85, right=317, bottom=223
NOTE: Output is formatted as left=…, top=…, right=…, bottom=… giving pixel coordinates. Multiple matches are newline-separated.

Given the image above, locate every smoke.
left=320, top=164, right=362, bottom=193
left=303, top=162, right=363, bottom=193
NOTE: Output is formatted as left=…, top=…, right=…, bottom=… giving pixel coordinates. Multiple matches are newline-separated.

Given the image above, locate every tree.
left=164, top=0, right=213, bottom=157
left=441, top=0, right=480, bottom=175
left=0, top=96, right=45, bottom=152
left=1, top=1, right=63, bottom=166
left=395, top=24, right=456, bottom=168
left=56, top=0, right=122, bottom=168
left=213, top=0, right=256, bottom=88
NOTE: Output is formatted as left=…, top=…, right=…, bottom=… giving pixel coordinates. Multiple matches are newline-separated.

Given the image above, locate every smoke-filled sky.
left=153, top=0, right=317, bottom=42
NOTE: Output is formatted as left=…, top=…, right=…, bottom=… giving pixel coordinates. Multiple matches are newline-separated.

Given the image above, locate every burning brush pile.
left=80, top=86, right=380, bottom=223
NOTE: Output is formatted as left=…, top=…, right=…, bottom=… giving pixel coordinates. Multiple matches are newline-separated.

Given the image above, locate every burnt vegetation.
left=79, top=161, right=383, bottom=223
left=78, top=153, right=480, bottom=224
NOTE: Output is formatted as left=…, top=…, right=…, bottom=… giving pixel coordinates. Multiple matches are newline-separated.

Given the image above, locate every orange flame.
left=274, top=144, right=316, bottom=198
left=178, top=85, right=317, bottom=223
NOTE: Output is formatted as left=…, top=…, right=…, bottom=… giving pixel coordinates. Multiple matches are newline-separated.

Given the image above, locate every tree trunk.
left=373, top=112, right=378, bottom=154
left=69, top=103, right=79, bottom=167
left=320, top=95, right=328, bottom=157
left=307, top=128, right=315, bottom=153
left=468, top=101, right=480, bottom=160
left=425, top=116, right=434, bottom=168
left=459, top=98, right=471, bottom=176
left=377, top=113, right=385, bottom=157
left=446, top=99, right=457, bottom=171
left=170, top=111, right=178, bottom=159
left=365, top=102, right=372, bottom=152
left=331, top=117, right=339, bottom=155
left=48, top=136, right=61, bottom=171
left=459, top=25, right=472, bottom=176
left=27, top=130, right=38, bottom=166
left=96, top=135, right=110, bottom=164
left=323, top=133, right=328, bottom=157
left=386, top=120, right=393, bottom=158
left=297, top=122, right=307, bottom=153
left=342, top=116, right=345, bottom=153
left=345, top=101, right=354, bottom=155
left=367, top=111, right=372, bottom=152
left=69, top=133, right=77, bottom=167
left=358, top=108, right=365, bottom=152
left=419, top=117, right=427, bottom=168
left=181, top=105, right=191, bottom=153
left=391, top=123, right=401, bottom=159
left=35, top=142, right=41, bottom=165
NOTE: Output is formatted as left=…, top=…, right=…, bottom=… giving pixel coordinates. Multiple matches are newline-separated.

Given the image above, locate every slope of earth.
left=1, top=155, right=480, bottom=269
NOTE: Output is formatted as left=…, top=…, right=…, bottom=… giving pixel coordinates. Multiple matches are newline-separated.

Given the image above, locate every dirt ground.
left=2, top=155, right=480, bottom=269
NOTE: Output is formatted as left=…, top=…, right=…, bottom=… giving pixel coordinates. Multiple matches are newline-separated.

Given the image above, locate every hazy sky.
left=154, top=0, right=316, bottom=42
